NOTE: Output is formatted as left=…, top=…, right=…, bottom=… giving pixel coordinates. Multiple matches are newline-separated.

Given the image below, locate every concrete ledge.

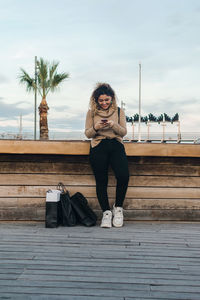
left=0, top=139, right=200, bottom=157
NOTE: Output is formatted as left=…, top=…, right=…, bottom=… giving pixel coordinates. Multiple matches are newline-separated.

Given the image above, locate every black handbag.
left=70, top=192, right=97, bottom=227
left=58, top=183, right=77, bottom=226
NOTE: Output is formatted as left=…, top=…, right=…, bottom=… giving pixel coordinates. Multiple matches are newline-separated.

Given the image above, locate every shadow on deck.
left=0, top=221, right=200, bottom=299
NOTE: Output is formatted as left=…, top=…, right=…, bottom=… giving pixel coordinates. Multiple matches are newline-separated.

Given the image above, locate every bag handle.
left=57, top=182, right=67, bottom=193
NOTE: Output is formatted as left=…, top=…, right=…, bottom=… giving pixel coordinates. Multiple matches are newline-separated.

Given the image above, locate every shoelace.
left=102, top=212, right=112, bottom=223
left=115, top=209, right=122, bottom=218
left=103, top=213, right=110, bottom=219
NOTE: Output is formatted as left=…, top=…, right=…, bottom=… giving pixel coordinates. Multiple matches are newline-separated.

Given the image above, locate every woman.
left=85, top=83, right=129, bottom=228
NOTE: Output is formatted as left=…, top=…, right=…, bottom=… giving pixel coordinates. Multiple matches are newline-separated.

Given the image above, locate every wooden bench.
left=0, top=140, right=200, bottom=221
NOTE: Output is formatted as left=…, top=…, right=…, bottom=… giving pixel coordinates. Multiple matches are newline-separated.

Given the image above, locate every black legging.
left=89, top=139, right=129, bottom=212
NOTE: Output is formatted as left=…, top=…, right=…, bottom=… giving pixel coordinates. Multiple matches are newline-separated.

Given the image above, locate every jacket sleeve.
left=111, top=108, right=127, bottom=137
left=85, top=110, right=97, bottom=139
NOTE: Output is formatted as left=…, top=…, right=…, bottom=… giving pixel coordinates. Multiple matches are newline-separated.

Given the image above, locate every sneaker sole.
left=100, top=224, right=112, bottom=228
left=112, top=221, right=123, bottom=227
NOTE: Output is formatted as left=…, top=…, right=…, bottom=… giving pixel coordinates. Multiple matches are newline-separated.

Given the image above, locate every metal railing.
left=0, top=131, right=199, bottom=144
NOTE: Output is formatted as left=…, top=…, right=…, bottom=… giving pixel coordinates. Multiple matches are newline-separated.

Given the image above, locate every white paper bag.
left=46, top=190, right=61, bottom=202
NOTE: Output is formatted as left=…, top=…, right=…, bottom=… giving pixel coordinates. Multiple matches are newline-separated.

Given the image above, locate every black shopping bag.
left=70, top=192, right=97, bottom=226
left=45, top=189, right=62, bottom=228
left=60, top=190, right=77, bottom=226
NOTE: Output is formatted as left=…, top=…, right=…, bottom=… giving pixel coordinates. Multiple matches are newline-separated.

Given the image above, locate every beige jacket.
left=85, top=107, right=127, bottom=148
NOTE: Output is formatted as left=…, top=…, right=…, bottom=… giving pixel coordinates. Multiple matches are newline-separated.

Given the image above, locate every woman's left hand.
left=107, top=120, right=114, bottom=128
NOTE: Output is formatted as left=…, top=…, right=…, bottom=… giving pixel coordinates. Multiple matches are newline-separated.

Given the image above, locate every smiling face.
left=97, top=94, right=112, bottom=110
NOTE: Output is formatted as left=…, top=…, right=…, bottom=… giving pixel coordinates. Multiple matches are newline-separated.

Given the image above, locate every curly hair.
left=89, top=82, right=117, bottom=115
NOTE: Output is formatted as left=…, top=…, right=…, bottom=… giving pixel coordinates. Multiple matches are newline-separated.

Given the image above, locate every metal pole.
left=34, top=56, right=37, bottom=140
left=161, top=114, right=166, bottom=142
left=132, top=122, right=135, bottom=140
left=177, top=121, right=181, bottom=142
left=147, top=122, right=150, bottom=141
left=138, top=62, right=141, bottom=142
left=19, top=114, right=22, bottom=138
left=163, top=113, right=166, bottom=141
left=121, top=100, right=126, bottom=111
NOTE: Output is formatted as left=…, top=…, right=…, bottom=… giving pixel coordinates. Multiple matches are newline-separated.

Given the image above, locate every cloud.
left=52, top=104, right=70, bottom=112
left=0, top=75, right=9, bottom=84
left=0, top=98, right=32, bottom=118
left=49, top=110, right=85, bottom=131
left=142, top=97, right=200, bottom=115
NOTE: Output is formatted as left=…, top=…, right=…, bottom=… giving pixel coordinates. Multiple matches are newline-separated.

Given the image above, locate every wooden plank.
left=0, top=294, right=121, bottom=300
left=0, top=161, right=92, bottom=174
left=150, top=285, right=200, bottom=293
left=1, top=197, right=200, bottom=210
left=0, top=174, right=200, bottom=187
left=0, top=261, right=195, bottom=274
left=0, top=295, right=122, bottom=300
left=0, top=198, right=44, bottom=208
left=0, top=198, right=18, bottom=207
left=1, top=140, right=200, bottom=157
left=0, top=174, right=95, bottom=185
left=1, top=242, right=200, bottom=258
left=124, top=209, right=200, bottom=221
left=1, top=154, right=200, bottom=166
left=128, top=164, right=200, bottom=176
left=0, top=140, right=91, bottom=155
left=0, top=286, right=151, bottom=298
left=125, top=142, right=200, bottom=158
left=1, top=207, right=200, bottom=221
left=1, top=272, right=199, bottom=292
left=87, top=198, right=200, bottom=210
left=128, top=156, right=200, bottom=166
left=1, top=268, right=198, bottom=280
left=10, top=274, right=200, bottom=288
left=0, top=154, right=90, bottom=163
left=0, top=207, right=38, bottom=220
left=0, top=185, right=199, bottom=198
left=124, top=198, right=200, bottom=210
left=0, top=161, right=199, bottom=176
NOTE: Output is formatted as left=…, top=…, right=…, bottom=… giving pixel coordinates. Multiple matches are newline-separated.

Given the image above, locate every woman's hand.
left=94, top=120, right=109, bottom=131
left=107, top=120, right=114, bottom=128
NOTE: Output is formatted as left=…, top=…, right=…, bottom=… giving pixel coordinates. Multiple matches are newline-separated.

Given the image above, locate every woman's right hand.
left=94, top=121, right=108, bottom=131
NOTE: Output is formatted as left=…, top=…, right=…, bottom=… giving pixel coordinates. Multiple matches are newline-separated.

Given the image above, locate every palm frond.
left=50, top=72, right=70, bottom=92
left=49, top=61, right=59, bottom=81
left=19, top=58, right=70, bottom=98
left=19, top=68, right=35, bottom=92
left=37, top=58, right=49, bottom=97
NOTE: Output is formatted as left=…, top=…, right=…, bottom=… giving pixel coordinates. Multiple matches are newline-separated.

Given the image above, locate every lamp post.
left=138, top=62, right=142, bottom=142
left=34, top=56, right=38, bottom=140
left=132, top=121, right=135, bottom=140
left=121, top=100, right=126, bottom=111
left=147, top=121, right=151, bottom=141
left=161, top=114, right=166, bottom=142
left=19, top=114, right=22, bottom=139
left=177, top=121, right=181, bottom=142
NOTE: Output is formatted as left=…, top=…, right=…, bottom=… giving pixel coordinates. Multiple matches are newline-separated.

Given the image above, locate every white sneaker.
left=113, top=206, right=124, bottom=227
left=100, top=210, right=112, bottom=228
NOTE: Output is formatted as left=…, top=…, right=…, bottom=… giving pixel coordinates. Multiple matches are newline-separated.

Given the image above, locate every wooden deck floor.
left=0, top=222, right=200, bottom=300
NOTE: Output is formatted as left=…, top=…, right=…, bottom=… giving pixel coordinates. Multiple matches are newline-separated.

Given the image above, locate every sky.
left=0, top=0, right=200, bottom=138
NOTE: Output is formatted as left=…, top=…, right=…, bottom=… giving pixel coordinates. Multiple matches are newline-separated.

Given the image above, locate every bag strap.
left=118, top=107, right=120, bottom=123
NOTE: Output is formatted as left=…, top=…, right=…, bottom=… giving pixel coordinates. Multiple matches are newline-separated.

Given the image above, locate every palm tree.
left=19, top=58, right=69, bottom=140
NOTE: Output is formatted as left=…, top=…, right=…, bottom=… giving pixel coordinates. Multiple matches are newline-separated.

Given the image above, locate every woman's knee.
left=95, top=174, right=108, bottom=186
left=116, top=173, right=129, bottom=184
